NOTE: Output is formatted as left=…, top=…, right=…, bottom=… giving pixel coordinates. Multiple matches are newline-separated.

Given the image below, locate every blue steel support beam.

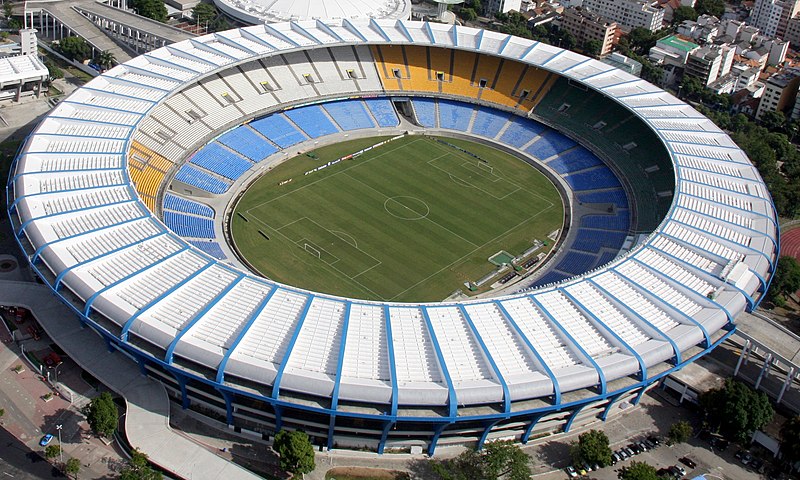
left=477, top=419, right=503, bottom=450
left=561, top=288, right=647, bottom=381
left=588, top=278, right=682, bottom=365
left=378, top=420, right=395, bottom=455
left=218, top=388, right=234, bottom=425
left=327, top=301, right=352, bottom=450
left=420, top=306, right=458, bottom=419
left=121, top=261, right=216, bottom=341
left=600, top=392, right=625, bottom=421
left=428, top=422, right=450, bottom=457
left=165, top=274, right=245, bottom=364
left=563, top=403, right=588, bottom=433
left=494, top=301, right=561, bottom=404
left=384, top=305, right=399, bottom=418
left=528, top=295, right=607, bottom=395
left=271, top=295, right=315, bottom=400
left=174, top=372, right=190, bottom=409
left=458, top=305, right=511, bottom=413
left=521, top=412, right=548, bottom=444
left=215, top=286, right=279, bottom=383
left=632, top=387, right=648, bottom=405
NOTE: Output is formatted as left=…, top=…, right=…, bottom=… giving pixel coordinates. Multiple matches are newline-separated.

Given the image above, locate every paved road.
left=0, top=427, right=66, bottom=479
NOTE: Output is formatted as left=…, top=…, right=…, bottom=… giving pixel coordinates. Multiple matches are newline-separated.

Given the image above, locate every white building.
left=486, top=0, right=523, bottom=14
left=581, top=0, right=664, bottom=31
left=685, top=44, right=735, bottom=86
left=748, top=0, right=800, bottom=38
left=755, top=67, right=800, bottom=119
left=0, top=55, right=48, bottom=102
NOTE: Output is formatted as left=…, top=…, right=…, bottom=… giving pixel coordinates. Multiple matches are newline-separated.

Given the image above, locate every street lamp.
left=56, top=424, right=63, bottom=465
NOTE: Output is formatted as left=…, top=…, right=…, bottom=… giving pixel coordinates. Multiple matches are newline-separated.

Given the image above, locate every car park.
left=39, top=434, right=53, bottom=446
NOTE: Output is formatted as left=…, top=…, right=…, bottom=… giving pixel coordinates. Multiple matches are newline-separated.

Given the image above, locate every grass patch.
left=325, top=467, right=410, bottom=480
left=232, top=135, right=562, bottom=302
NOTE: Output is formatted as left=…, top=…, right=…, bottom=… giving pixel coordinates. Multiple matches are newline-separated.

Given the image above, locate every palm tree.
left=96, top=50, right=116, bottom=71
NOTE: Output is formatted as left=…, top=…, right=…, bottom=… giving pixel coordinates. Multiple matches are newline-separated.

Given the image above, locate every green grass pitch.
left=231, top=135, right=563, bottom=302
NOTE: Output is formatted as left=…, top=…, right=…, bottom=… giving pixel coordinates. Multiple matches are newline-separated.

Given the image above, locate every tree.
left=44, top=444, right=61, bottom=460
left=667, top=420, right=693, bottom=445
left=760, top=110, right=787, bottom=133
left=58, top=36, right=90, bottom=62
left=273, top=430, right=315, bottom=476
left=192, top=2, right=217, bottom=25
left=83, top=391, right=117, bottom=438
left=584, top=40, right=603, bottom=57
left=119, top=449, right=162, bottom=480
left=695, top=0, right=724, bottom=17
left=699, top=378, right=774, bottom=443
left=627, top=28, right=658, bottom=55
left=780, top=416, right=800, bottom=465
left=95, top=51, right=116, bottom=71
left=131, top=0, right=167, bottom=22
left=431, top=441, right=530, bottom=480
left=65, top=457, right=80, bottom=478
left=618, top=461, right=660, bottom=480
left=3, top=1, right=12, bottom=19
left=769, top=256, right=800, bottom=304
left=43, top=58, right=64, bottom=80
left=459, top=7, right=478, bottom=21
left=672, top=6, right=698, bottom=24
left=571, top=429, right=612, bottom=467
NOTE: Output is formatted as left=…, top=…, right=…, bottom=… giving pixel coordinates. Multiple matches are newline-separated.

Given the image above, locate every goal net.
left=477, top=162, right=493, bottom=174
left=304, top=243, right=322, bottom=259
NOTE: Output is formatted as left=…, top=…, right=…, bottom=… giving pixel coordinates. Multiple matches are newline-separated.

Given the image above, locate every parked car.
left=647, top=435, right=661, bottom=446
left=709, top=436, right=729, bottom=451
left=617, top=449, right=629, bottom=460
left=628, top=443, right=642, bottom=455
left=611, top=452, right=620, bottom=465
left=624, top=447, right=635, bottom=457
left=636, top=441, right=649, bottom=452
left=670, top=465, right=687, bottom=476
left=565, top=465, right=578, bottom=477
left=39, top=434, right=53, bottom=446
left=679, top=456, right=698, bottom=469
left=642, top=439, right=655, bottom=449
left=750, top=458, right=765, bottom=472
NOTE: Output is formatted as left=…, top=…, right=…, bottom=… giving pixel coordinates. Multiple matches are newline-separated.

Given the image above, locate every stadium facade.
left=8, top=20, right=778, bottom=455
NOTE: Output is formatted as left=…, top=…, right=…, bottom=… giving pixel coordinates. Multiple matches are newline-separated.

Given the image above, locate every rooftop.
left=658, top=34, right=700, bottom=52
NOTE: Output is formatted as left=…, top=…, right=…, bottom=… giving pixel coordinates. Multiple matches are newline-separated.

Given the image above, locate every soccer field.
left=231, top=135, right=563, bottom=302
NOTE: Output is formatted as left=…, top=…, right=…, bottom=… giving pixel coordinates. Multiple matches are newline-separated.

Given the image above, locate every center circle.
left=383, top=196, right=430, bottom=220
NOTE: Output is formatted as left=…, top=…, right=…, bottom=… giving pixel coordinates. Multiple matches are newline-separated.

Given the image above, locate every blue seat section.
left=217, top=127, right=277, bottom=162
left=546, top=147, right=603, bottom=174
left=525, top=131, right=577, bottom=159
left=571, top=229, right=627, bottom=253
left=413, top=98, right=437, bottom=127
left=595, top=251, right=619, bottom=267
left=581, top=210, right=630, bottom=231
left=364, top=98, right=399, bottom=127
left=577, top=189, right=628, bottom=208
left=438, top=100, right=473, bottom=131
left=498, top=117, right=545, bottom=148
left=323, top=100, right=375, bottom=131
left=554, top=251, right=598, bottom=275
left=250, top=114, right=307, bottom=148
left=190, top=241, right=227, bottom=260
left=284, top=106, right=339, bottom=138
left=163, top=194, right=214, bottom=218
left=471, top=108, right=510, bottom=138
left=532, top=270, right=571, bottom=287
left=175, top=165, right=231, bottom=194
left=164, top=211, right=215, bottom=238
left=563, top=167, right=622, bottom=191
left=189, top=143, right=253, bottom=181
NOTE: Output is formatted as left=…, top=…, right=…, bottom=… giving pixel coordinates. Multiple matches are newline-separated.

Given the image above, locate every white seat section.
left=173, top=43, right=232, bottom=68
left=63, top=218, right=161, bottom=264
left=165, top=92, right=207, bottom=122
left=38, top=171, right=124, bottom=193
left=616, top=259, right=705, bottom=317
left=51, top=102, right=142, bottom=126
left=536, top=291, right=616, bottom=358
left=142, top=264, right=239, bottom=335
left=650, top=235, right=724, bottom=276
left=564, top=282, right=650, bottom=347
left=663, top=222, right=742, bottom=263
left=246, top=25, right=297, bottom=51
left=677, top=195, right=753, bottom=229
left=67, top=88, right=153, bottom=114
left=112, top=69, right=182, bottom=91
left=198, top=74, right=243, bottom=104
left=230, top=289, right=309, bottom=365
left=681, top=168, right=748, bottom=194
left=501, top=297, right=578, bottom=370
left=673, top=209, right=751, bottom=247
left=389, top=307, right=443, bottom=385
left=285, top=297, right=347, bottom=375
left=680, top=181, right=752, bottom=211
left=48, top=120, right=131, bottom=139
left=592, top=272, right=681, bottom=333
left=671, top=143, right=734, bottom=161
left=649, top=118, right=716, bottom=131
left=425, top=306, right=492, bottom=383
left=34, top=137, right=126, bottom=155
left=637, top=249, right=715, bottom=296
left=138, top=57, right=198, bottom=81
left=149, top=48, right=215, bottom=73
left=215, top=30, right=274, bottom=55
left=340, top=303, right=390, bottom=381
left=42, top=186, right=132, bottom=216
left=661, top=130, right=729, bottom=146
left=36, top=154, right=122, bottom=172
left=48, top=202, right=144, bottom=239
left=77, top=234, right=181, bottom=287
left=186, top=278, right=271, bottom=347
left=463, top=303, right=540, bottom=380
left=116, top=250, right=208, bottom=311
left=200, top=38, right=252, bottom=60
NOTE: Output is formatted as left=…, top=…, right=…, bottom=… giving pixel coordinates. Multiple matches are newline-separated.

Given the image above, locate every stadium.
left=8, top=20, right=779, bottom=455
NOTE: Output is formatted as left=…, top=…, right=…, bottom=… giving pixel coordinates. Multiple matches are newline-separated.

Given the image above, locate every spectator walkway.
left=0, top=280, right=261, bottom=480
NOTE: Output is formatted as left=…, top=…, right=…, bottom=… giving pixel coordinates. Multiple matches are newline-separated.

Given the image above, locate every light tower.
left=435, top=0, right=464, bottom=22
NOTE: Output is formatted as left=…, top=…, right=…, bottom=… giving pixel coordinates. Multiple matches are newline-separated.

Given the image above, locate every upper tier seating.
left=174, top=165, right=231, bottom=194
left=189, top=143, right=253, bottom=181
left=437, top=100, right=473, bottom=131
left=323, top=100, right=376, bottom=131
left=284, top=105, right=340, bottom=138
left=364, top=98, right=400, bottom=127
left=249, top=114, right=307, bottom=148
left=217, top=126, right=278, bottom=162
left=163, top=194, right=214, bottom=218
left=525, top=131, right=576, bottom=160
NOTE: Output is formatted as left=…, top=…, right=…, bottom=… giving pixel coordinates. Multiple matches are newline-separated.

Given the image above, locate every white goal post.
left=304, top=243, right=322, bottom=258
left=477, top=162, right=493, bottom=174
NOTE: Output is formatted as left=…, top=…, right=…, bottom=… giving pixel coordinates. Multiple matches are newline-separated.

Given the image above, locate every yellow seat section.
left=403, top=46, right=437, bottom=93
left=371, top=45, right=406, bottom=92
left=129, top=141, right=172, bottom=210
left=517, top=68, right=555, bottom=110
left=442, top=49, right=477, bottom=97
left=479, top=59, right=526, bottom=109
